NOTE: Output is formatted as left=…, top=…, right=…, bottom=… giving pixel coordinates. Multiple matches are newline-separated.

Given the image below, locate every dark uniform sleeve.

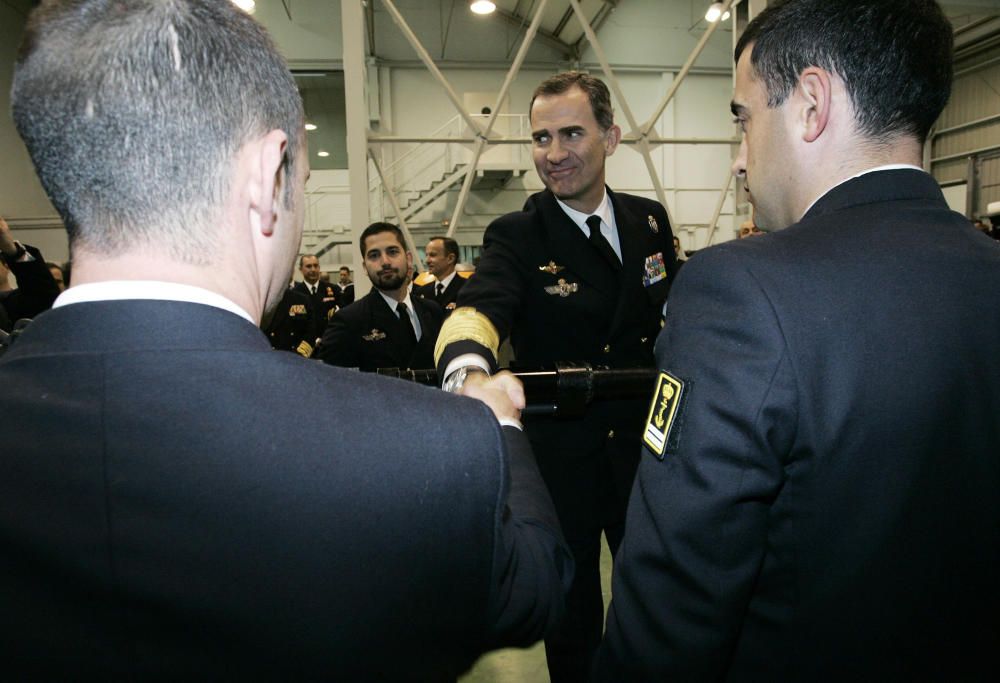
left=1, top=244, right=60, bottom=329
left=317, top=308, right=360, bottom=369
left=594, top=247, right=795, bottom=680
left=485, top=423, right=574, bottom=647
left=435, top=218, right=528, bottom=374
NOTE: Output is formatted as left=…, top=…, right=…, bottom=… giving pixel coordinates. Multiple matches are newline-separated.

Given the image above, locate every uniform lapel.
left=537, top=191, right=618, bottom=295
left=608, top=190, right=651, bottom=337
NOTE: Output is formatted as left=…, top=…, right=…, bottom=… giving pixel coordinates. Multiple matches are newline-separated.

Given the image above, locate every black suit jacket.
left=414, top=273, right=466, bottom=314
left=595, top=170, right=1000, bottom=681
left=319, top=289, right=444, bottom=371
left=438, top=188, right=677, bottom=447
left=293, top=280, right=340, bottom=339
left=0, top=299, right=572, bottom=679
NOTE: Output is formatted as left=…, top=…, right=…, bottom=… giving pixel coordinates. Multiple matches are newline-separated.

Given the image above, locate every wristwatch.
left=442, top=366, right=488, bottom=394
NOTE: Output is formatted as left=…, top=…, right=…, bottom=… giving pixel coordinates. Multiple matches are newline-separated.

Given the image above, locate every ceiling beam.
left=493, top=7, right=576, bottom=58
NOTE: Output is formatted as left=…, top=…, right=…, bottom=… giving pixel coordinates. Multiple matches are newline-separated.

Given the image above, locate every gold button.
left=607, top=430, right=615, bottom=439
left=640, top=337, right=648, bottom=343
left=603, top=344, right=611, bottom=353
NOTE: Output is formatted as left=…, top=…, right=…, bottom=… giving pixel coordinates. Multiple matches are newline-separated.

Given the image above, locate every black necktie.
left=309, top=284, right=316, bottom=295
left=586, top=215, right=621, bottom=270
left=396, top=301, right=418, bottom=352
left=435, top=282, right=444, bottom=299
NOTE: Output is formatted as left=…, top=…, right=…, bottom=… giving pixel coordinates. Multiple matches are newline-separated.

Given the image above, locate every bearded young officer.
left=319, top=222, right=444, bottom=372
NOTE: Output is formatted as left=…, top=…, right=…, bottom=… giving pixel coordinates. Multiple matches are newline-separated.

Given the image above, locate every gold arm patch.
left=643, top=371, right=685, bottom=460
left=433, top=307, right=500, bottom=366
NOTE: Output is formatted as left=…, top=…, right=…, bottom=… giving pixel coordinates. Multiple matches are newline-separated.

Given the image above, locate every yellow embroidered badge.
left=643, top=371, right=685, bottom=459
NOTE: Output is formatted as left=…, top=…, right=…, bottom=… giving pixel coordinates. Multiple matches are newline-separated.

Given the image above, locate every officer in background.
left=320, top=222, right=443, bottom=371
left=413, top=235, right=465, bottom=315
left=434, top=72, right=678, bottom=682
left=262, top=282, right=316, bottom=358
left=293, top=253, right=340, bottom=344
left=0, top=215, right=59, bottom=333
left=338, top=266, right=355, bottom=306
left=596, top=1, right=1000, bottom=679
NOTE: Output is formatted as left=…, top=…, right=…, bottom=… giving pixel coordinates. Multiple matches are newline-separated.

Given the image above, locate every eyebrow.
left=531, top=125, right=586, bottom=138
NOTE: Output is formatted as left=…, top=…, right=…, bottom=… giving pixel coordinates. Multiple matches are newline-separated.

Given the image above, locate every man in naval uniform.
left=320, top=222, right=443, bottom=372
left=434, top=71, right=678, bottom=681
left=414, top=235, right=465, bottom=315
left=292, top=253, right=340, bottom=345
left=262, top=282, right=316, bottom=357
left=595, top=0, right=1000, bottom=679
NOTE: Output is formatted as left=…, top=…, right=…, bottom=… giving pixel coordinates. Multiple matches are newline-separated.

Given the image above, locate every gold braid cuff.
left=296, top=340, right=315, bottom=358
left=434, top=307, right=500, bottom=366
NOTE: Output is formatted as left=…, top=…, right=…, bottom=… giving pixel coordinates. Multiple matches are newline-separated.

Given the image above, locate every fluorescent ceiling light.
left=317, top=151, right=330, bottom=158
left=305, top=123, right=318, bottom=131
left=470, top=1, right=497, bottom=16
left=231, top=0, right=255, bottom=14
left=705, top=2, right=730, bottom=23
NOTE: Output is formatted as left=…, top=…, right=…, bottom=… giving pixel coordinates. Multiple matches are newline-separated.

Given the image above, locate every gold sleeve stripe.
left=434, top=307, right=500, bottom=365
left=296, top=340, right=314, bottom=358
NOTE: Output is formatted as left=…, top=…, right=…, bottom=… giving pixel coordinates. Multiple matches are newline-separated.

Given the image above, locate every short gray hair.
left=12, top=0, right=304, bottom=264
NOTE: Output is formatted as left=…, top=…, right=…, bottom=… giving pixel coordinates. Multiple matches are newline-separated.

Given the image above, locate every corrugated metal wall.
left=930, top=24, right=1000, bottom=217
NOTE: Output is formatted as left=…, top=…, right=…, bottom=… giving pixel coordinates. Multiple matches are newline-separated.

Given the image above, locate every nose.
left=731, top=137, right=747, bottom=180
left=547, top=138, right=568, bottom=164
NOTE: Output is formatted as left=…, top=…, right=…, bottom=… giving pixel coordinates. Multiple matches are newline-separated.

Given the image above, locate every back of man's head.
left=12, top=0, right=304, bottom=264
left=735, top=0, right=953, bottom=145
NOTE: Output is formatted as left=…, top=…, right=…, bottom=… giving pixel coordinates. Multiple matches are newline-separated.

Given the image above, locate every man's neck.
left=375, top=284, right=407, bottom=303
left=435, top=267, right=455, bottom=283
left=69, top=250, right=265, bottom=324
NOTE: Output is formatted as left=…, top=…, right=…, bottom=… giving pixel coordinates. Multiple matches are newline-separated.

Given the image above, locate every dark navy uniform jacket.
left=319, top=289, right=443, bottom=371
left=595, top=169, right=1000, bottom=682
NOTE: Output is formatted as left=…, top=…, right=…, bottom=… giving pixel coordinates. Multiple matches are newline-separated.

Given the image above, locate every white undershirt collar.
left=53, top=280, right=255, bottom=324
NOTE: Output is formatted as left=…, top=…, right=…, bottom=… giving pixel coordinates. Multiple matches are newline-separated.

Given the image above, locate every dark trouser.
left=530, top=419, right=640, bottom=683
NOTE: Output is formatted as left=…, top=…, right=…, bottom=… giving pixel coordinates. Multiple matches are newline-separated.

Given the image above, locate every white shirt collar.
left=377, top=288, right=421, bottom=339
left=555, top=190, right=613, bottom=233
left=435, top=271, right=457, bottom=290
left=53, top=280, right=255, bottom=324
left=377, top=288, right=413, bottom=313
left=801, top=164, right=925, bottom=219
left=554, top=189, right=622, bottom=259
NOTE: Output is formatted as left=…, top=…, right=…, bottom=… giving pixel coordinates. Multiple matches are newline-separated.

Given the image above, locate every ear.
left=797, top=67, right=832, bottom=143
left=247, top=129, right=290, bottom=237
left=604, top=123, right=622, bottom=156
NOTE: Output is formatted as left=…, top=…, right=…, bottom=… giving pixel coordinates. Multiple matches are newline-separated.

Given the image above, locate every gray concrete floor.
left=460, top=535, right=614, bottom=683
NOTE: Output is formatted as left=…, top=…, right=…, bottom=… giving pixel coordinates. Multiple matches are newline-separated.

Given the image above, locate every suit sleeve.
left=2, top=245, right=60, bottom=324
left=483, top=422, right=574, bottom=648
left=594, top=247, right=796, bottom=680
left=317, top=308, right=360, bottom=368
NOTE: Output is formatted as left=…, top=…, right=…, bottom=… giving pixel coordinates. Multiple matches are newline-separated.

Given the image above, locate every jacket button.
left=607, top=430, right=615, bottom=439
left=603, top=344, right=611, bottom=353
left=640, top=337, right=648, bottom=344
